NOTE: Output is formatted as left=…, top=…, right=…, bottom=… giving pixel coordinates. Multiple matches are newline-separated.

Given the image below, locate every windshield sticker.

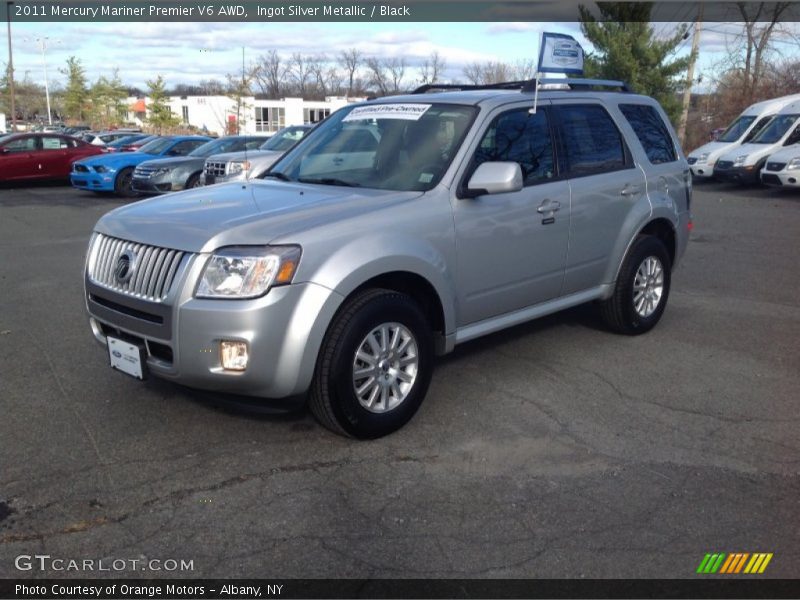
left=343, top=104, right=432, bottom=122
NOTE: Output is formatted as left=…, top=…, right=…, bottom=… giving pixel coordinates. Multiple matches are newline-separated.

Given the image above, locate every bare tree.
left=419, top=51, right=447, bottom=84
left=736, top=2, right=793, bottom=102
left=339, top=48, right=362, bottom=96
left=289, top=52, right=314, bottom=97
left=462, top=61, right=512, bottom=85
left=253, top=50, right=287, bottom=98
left=366, top=56, right=390, bottom=95
left=386, top=57, right=407, bottom=93
left=512, top=58, right=537, bottom=81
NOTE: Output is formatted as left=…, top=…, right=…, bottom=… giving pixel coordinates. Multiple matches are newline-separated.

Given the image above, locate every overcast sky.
left=3, top=21, right=799, bottom=94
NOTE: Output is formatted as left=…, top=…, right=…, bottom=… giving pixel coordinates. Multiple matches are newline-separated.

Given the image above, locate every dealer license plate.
left=107, top=336, right=146, bottom=380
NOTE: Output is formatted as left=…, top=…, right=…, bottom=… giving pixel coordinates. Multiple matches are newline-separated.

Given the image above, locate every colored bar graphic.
left=696, top=554, right=712, bottom=574
left=734, top=553, right=749, bottom=573
left=711, top=553, right=726, bottom=573
left=758, top=553, right=773, bottom=574
left=719, top=554, right=736, bottom=574
left=744, top=554, right=760, bottom=574
left=699, top=552, right=773, bottom=575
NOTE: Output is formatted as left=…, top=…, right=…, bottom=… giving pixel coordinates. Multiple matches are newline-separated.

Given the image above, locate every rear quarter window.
left=619, top=104, right=677, bottom=164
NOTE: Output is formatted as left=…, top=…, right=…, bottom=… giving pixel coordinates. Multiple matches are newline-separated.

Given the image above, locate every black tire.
left=185, top=172, right=201, bottom=189
left=309, top=288, right=434, bottom=439
left=600, top=235, right=671, bottom=335
left=114, top=167, right=136, bottom=198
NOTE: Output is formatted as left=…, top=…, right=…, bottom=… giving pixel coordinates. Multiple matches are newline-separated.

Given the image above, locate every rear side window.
left=555, top=104, right=627, bottom=175
left=619, top=104, right=677, bottom=164
left=473, top=108, right=555, bottom=185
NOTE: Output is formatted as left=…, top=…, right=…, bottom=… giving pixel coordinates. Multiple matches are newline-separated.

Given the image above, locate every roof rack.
left=411, top=78, right=630, bottom=95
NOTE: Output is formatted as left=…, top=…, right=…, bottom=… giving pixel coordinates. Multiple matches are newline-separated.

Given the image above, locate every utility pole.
left=677, top=4, right=704, bottom=147
left=6, top=1, right=16, bottom=131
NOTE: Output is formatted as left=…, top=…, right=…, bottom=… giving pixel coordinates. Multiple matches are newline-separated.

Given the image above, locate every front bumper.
left=71, top=172, right=116, bottom=191
left=689, top=163, right=714, bottom=178
left=131, top=176, right=175, bottom=194
left=761, top=169, right=800, bottom=187
left=86, top=267, right=344, bottom=400
left=713, top=164, right=761, bottom=184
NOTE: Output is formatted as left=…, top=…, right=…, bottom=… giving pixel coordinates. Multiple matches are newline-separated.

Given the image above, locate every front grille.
left=205, top=161, right=226, bottom=178
left=133, top=165, right=158, bottom=179
left=88, top=234, right=187, bottom=302
left=715, top=160, right=734, bottom=170
left=762, top=173, right=782, bottom=186
left=687, top=157, right=697, bottom=165
left=766, top=161, right=786, bottom=172
left=74, top=164, right=89, bottom=173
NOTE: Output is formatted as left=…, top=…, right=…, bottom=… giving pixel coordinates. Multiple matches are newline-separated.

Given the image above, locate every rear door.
left=38, top=135, right=73, bottom=177
left=552, top=101, right=647, bottom=295
left=452, top=102, right=571, bottom=325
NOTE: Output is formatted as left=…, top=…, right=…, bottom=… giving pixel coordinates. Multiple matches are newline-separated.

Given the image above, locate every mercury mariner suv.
left=84, top=78, right=692, bottom=438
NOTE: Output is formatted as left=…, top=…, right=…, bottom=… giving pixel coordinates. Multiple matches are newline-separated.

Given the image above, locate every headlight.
left=786, top=157, right=800, bottom=170
left=152, top=168, right=171, bottom=176
left=227, top=160, right=250, bottom=175
left=733, top=155, right=748, bottom=167
left=697, top=153, right=709, bottom=164
left=94, top=165, right=109, bottom=173
left=196, top=246, right=301, bottom=299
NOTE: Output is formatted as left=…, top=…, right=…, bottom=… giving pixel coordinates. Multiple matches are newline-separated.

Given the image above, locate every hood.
left=205, top=149, right=276, bottom=163
left=688, top=141, right=735, bottom=159
left=77, top=151, right=157, bottom=169
left=95, top=181, right=423, bottom=253
left=763, top=145, right=800, bottom=163
left=137, top=156, right=204, bottom=169
left=720, top=143, right=776, bottom=164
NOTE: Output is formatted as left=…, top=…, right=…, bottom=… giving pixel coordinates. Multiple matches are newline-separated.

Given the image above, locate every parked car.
left=83, top=79, right=691, bottom=438
left=760, top=145, right=800, bottom=188
left=132, top=135, right=270, bottom=194
left=714, top=100, right=800, bottom=184
left=687, top=93, right=800, bottom=179
left=71, top=135, right=211, bottom=197
left=115, top=135, right=160, bottom=153
left=104, top=134, right=152, bottom=152
left=0, top=132, right=104, bottom=182
left=82, top=131, right=137, bottom=147
left=201, top=125, right=313, bottom=185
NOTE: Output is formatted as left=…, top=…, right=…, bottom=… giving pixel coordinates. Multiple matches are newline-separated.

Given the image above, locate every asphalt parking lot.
left=0, top=181, right=798, bottom=580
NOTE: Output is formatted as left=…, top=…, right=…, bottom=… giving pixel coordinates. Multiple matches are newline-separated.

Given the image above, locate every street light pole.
left=36, top=36, right=52, bottom=125
left=6, top=1, right=16, bottom=131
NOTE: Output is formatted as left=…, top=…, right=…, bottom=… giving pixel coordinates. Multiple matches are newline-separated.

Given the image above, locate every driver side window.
left=784, top=126, right=800, bottom=146
left=3, top=137, right=38, bottom=153
left=472, top=108, right=555, bottom=186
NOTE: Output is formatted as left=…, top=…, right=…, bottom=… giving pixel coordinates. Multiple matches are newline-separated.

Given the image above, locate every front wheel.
left=600, top=235, right=672, bottom=335
left=114, top=167, right=136, bottom=198
left=309, top=289, right=434, bottom=438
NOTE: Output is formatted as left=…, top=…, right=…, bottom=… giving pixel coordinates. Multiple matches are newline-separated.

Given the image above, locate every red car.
left=0, top=133, right=105, bottom=182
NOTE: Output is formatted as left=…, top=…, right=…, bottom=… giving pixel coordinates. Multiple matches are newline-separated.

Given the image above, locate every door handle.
left=620, top=185, right=641, bottom=197
left=537, top=199, right=561, bottom=213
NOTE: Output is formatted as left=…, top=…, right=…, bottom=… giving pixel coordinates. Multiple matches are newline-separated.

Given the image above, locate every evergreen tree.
left=145, top=75, right=180, bottom=132
left=579, top=3, right=691, bottom=124
left=62, top=56, right=89, bottom=123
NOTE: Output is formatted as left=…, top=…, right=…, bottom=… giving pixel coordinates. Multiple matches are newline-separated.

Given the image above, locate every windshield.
left=717, top=115, right=756, bottom=143
left=267, top=103, right=477, bottom=191
left=259, top=127, right=310, bottom=151
left=190, top=136, right=250, bottom=157
left=751, top=114, right=799, bottom=144
left=107, top=135, right=141, bottom=147
left=139, top=138, right=174, bottom=155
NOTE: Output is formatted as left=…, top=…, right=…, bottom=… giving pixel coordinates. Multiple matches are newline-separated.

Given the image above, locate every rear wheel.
left=114, top=167, right=136, bottom=198
left=309, top=289, right=434, bottom=438
left=600, top=235, right=671, bottom=335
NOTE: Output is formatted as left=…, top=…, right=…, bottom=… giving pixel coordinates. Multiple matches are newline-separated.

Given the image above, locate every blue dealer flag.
left=537, top=32, right=585, bottom=75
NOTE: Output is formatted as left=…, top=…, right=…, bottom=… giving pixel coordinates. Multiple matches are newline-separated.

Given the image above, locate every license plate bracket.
left=107, top=336, right=146, bottom=380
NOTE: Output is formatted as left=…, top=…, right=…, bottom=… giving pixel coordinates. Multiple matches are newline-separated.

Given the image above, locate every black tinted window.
left=619, top=104, right=677, bottom=164
left=556, top=104, right=626, bottom=175
left=473, top=108, right=555, bottom=185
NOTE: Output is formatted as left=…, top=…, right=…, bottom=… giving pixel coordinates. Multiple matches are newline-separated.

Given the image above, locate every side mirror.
left=0, top=147, right=9, bottom=154
left=463, top=161, right=523, bottom=198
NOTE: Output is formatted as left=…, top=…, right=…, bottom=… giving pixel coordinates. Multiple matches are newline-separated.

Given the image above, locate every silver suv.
left=84, top=79, right=691, bottom=438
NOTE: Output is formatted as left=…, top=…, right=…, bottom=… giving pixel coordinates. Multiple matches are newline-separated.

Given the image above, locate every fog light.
left=220, top=341, right=249, bottom=371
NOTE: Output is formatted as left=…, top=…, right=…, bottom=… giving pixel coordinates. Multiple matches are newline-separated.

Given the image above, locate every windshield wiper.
left=263, top=171, right=291, bottom=181
left=297, top=177, right=360, bottom=187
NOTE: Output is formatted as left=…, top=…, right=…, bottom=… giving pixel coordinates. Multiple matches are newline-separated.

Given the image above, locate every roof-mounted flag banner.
left=537, top=32, right=585, bottom=75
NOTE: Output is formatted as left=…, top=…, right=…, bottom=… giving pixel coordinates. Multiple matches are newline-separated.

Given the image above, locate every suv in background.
left=84, top=79, right=691, bottom=438
left=132, top=135, right=269, bottom=194
left=201, top=125, right=312, bottom=185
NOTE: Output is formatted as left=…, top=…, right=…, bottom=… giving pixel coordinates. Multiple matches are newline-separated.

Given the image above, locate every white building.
left=125, top=95, right=359, bottom=135
left=0, top=113, right=6, bottom=133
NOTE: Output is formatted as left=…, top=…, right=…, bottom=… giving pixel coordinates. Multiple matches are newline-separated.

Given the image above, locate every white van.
left=760, top=143, right=800, bottom=188
left=714, top=100, right=800, bottom=184
left=687, top=94, right=800, bottom=179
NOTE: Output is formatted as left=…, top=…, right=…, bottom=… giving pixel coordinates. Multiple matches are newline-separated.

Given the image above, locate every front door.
left=452, top=103, right=570, bottom=326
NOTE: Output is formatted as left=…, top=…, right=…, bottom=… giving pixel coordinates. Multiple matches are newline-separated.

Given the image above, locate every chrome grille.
left=205, top=160, right=226, bottom=177
left=766, top=161, right=786, bottom=172
left=88, top=234, right=186, bottom=302
left=133, top=165, right=158, bottom=179
left=715, top=160, right=733, bottom=170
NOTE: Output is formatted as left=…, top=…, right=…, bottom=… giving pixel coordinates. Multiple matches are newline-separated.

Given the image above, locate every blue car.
left=71, top=135, right=211, bottom=197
